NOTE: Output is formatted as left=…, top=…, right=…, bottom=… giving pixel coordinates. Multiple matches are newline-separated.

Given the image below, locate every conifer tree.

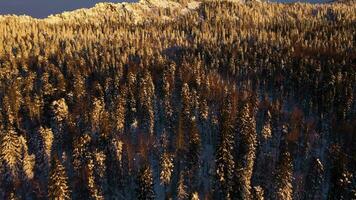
left=115, top=87, right=127, bottom=134
left=160, top=151, right=174, bottom=186
left=234, top=101, right=257, bottom=200
left=136, top=164, right=155, bottom=200
left=138, top=69, right=155, bottom=136
left=191, top=192, right=200, bottom=200
left=51, top=98, right=69, bottom=153
left=87, top=155, right=105, bottom=200
left=33, top=126, right=53, bottom=185
left=181, top=83, right=191, bottom=120
left=72, top=133, right=92, bottom=199
left=328, top=145, right=355, bottom=200
left=177, top=172, right=188, bottom=200
left=187, top=119, right=201, bottom=194
left=160, top=132, right=174, bottom=191
left=252, top=186, right=264, bottom=200
left=18, top=135, right=34, bottom=178
left=48, top=156, right=70, bottom=200
left=304, top=158, right=324, bottom=200
left=274, top=151, right=293, bottom=200
left=0, top=127, right=22, bottom=182
left=125, top=72, right=138, bottom=133
left=215, top=90, right=235, bottom=200
left=261, top=110, right=272, bottom=140
left=90, top=97, right=105, bottom=134
left=162, top=64, right=174, bottom=126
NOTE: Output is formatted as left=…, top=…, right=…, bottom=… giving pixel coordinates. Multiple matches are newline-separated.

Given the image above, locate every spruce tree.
left=177, top=172, right=188, bottom=200
left=160, top=151, right=174, bottom=186
left=87, top=155, right=105, bottom=200
left=234, top=101, right=257, bottom=200
left=48, top=156, right=70, bottom=200
left=328, top=145, right=355, bottom=200
left=136, top=164, right=155, bottom=200
left=187, top=119, right=201, bottom=195
left=162, top=65, right=174, bottom=130
left=261, top=110, right=272, bottom=140
left=125, top=72, right=138, bottom=133
left=274, top=151, right=293, bottom=200
left=138, top=69, right=155, bottom=136
left=252, top=186, right=264, bottom=200
left=160, top=132, right=174, bottom=193
left=215, top=90, right=235, bottom=200
left=0, top=127, right=22, bottom=182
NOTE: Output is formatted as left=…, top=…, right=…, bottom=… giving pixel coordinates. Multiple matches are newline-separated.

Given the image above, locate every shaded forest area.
left=0, top=1, right=355, bottom=199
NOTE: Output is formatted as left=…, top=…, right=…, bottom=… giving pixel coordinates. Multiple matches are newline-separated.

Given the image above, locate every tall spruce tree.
left=138, top=69, right=155, bottom=136
left=160, top=132, right=174, bottom=195
left=187, top=119, right=201, bottom=195
left=48, top=156, right=70, bottom=200
left=274, top=151, right=293, bottom=200
left=0, top=127, right=22, bottom=195
left=177, top=172, right=188, bottom=200
left=215, top=90, right=235, bottom=200
left=136, top=164, right=155, bottom=200
left=234, top=101, right=257, bottom=200
left=86, top=155, right=104, bottom=200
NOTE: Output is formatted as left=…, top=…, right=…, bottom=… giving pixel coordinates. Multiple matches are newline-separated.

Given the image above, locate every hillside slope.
left=0, top=0, right=355, bottom=200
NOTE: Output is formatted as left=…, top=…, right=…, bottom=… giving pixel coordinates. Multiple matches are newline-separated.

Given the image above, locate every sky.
left=0, top=0, right=136, bottom=18
left=0, top=0, right=327, bottom=18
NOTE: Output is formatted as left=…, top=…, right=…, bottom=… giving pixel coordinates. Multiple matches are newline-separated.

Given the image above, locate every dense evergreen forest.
left=0, top=0, right=355, bottom=199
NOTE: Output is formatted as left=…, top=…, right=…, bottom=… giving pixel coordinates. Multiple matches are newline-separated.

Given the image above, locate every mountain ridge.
left=0, top=0, right=205, bottom=23
left=1, top=0, right=352, bottom=23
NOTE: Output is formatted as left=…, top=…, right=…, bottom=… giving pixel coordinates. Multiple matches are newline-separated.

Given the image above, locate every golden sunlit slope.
left=0, top=0, right=354, bottom=200
left=0, top=0, right=203, bottom=24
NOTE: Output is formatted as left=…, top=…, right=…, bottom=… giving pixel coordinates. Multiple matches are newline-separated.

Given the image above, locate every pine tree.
left=215, top=90, right=235, bottom=200
left=48, top=156, right=70, bottom=200
left=234, top=101, right=257, bottom=200
left=136, top=164, right=155, bottom=200
left=274, top=151, right=293, bottom=200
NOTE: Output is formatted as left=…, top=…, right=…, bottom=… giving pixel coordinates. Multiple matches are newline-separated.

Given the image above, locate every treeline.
left=0, top=1, right=355, bottom=199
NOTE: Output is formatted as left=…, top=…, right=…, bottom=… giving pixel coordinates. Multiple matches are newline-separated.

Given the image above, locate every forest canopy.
left=0, top=0, right=355, bottom=199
